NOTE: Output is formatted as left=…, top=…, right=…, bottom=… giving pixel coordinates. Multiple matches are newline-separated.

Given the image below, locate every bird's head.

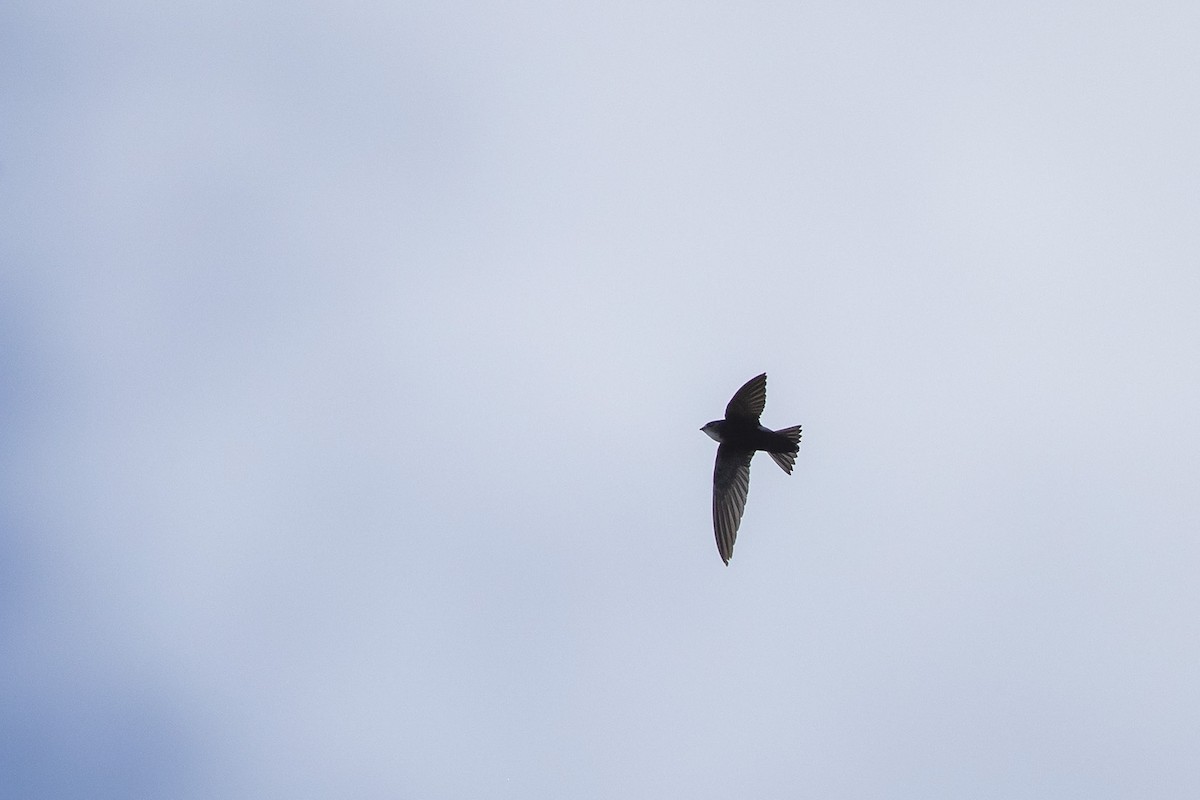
left=700, top=420, right=724, bottom=442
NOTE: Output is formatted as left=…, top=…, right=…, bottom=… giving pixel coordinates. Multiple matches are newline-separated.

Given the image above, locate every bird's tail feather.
left=768, top=425, right=802, bottom=474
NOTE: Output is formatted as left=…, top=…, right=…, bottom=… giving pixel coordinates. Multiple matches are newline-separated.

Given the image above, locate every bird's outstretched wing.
left=724, top=373, right=767, bottom=423
left=713, top=444, right=754, bottom=564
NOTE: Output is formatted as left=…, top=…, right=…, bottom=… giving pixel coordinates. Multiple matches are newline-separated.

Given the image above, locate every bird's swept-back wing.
left=724, top=373, right=767, bottom=423
left=713, top=444, right=754, bottom=564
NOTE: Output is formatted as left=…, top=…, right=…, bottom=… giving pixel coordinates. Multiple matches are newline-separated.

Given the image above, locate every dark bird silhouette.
left=701, top=373, right=801, bottom=564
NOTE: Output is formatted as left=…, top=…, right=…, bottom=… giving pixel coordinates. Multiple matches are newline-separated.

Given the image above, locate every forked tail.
left=768, top=425, right=802, bottom=474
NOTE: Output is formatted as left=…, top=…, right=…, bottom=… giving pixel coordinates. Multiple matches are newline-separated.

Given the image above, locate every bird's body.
left=701, top=373, right=801, bottom=564
left=702, top=418, right=797, bottom=455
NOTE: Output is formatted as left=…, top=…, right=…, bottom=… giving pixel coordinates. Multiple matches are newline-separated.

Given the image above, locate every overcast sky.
left=4, top=2, right=1200, bottom=798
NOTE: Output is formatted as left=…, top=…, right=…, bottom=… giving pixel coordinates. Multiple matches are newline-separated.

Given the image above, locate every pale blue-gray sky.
left=4, top=2, right=1200, bottom=797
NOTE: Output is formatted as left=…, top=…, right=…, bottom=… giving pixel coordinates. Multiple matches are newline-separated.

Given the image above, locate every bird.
left=701, top=373, right=801, bottom=564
